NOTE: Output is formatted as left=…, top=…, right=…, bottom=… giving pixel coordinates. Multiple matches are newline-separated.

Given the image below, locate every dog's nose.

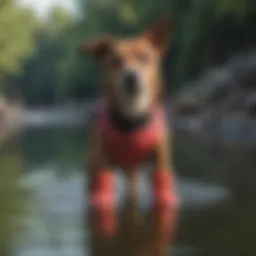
left=123, top=71, right=139, bottom=95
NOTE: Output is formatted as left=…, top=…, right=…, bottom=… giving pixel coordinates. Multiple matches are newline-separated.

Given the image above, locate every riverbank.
left=19, top=102, right=256, bottom=146
left=0, top=102, right=23, bottom=149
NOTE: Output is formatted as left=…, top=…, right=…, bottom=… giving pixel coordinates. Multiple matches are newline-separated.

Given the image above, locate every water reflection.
left=89, top=197, right=178, bottom=256
left=0, top=142, right=31, bottom=256
left=0, top=123, right=255, bottom=255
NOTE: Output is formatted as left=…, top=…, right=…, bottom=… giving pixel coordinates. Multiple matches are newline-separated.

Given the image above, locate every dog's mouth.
left=109, top=106, right=151, bottom=132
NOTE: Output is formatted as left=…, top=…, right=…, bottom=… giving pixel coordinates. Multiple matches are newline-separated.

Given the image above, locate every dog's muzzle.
left=122, top=70, right=140, bottom=96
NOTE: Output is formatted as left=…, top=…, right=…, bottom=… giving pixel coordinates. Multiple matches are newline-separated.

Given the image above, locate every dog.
left=80, top=16, right=179, bottom=235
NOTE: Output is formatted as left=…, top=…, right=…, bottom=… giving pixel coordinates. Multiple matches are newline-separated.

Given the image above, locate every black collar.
left=108, top=108, right=151, bottom=132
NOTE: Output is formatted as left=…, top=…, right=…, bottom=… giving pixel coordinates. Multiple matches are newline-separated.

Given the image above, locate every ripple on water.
left=17, top=169, right=231, bottom=256
left=20, top=169, right=231, bottom=211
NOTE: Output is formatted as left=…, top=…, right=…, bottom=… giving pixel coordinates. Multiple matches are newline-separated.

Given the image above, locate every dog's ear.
left=79, top=36, right=114, bottom=59
left=143, top=16, right=172, bottom=56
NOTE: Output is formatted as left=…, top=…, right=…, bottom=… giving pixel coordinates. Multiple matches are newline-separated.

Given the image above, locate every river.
left=0, top=105, right=255, bottom=256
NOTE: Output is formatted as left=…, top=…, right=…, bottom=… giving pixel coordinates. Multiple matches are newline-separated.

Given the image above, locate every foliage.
left=0, top=0, right=37, bottom=87
left=4, top=0, right=256, bottom=105
left=17, top=6, right=74, bottom=105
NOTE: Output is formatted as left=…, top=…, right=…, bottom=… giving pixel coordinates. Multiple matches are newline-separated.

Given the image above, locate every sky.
left=19, top=0, right=76, bottom=17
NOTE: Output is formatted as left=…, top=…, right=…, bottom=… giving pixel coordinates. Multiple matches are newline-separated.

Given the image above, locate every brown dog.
left=81, top=16, right=178, bottom=210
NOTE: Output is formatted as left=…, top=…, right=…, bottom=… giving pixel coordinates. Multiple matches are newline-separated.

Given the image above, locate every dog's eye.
left=136, top=52, right=149, bottom=63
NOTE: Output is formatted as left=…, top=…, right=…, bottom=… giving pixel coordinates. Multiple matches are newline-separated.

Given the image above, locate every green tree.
left=0, top=0, right=37, bottom=88
left=17, top=0, right=256, bottom=104
left=19, top=6, right=74, bottom=106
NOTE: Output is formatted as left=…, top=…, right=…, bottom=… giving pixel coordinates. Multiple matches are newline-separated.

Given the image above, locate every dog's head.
left=80, top=16, right=172, bottom=119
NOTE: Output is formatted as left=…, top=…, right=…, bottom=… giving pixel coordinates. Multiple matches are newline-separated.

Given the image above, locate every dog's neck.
left=108, top=107, right=151, bottom=132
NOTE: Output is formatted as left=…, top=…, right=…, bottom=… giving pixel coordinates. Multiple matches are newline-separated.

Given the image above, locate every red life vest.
left=95, top=100, right=166, bottom=169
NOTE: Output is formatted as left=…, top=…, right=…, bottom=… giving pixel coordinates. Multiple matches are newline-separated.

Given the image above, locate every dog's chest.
left=103, top=125, right=157, bottom=168
left=95, top=100, right=164, bottom=168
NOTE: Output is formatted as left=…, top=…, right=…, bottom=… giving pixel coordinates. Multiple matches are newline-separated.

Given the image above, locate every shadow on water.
left=0, top=115, right=255, bottom=255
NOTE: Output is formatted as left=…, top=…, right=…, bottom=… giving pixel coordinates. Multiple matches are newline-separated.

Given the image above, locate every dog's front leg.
left=87, top=124, right=117, bottom=237
left=149, top=128, right=180, bottom=255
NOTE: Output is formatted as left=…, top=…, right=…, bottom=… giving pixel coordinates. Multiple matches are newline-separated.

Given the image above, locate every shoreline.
left=0, top=101, right=254, bottom=146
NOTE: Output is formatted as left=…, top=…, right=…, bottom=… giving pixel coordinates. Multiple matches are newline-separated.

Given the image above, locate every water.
left=0, top=110, right=255, bottom=256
